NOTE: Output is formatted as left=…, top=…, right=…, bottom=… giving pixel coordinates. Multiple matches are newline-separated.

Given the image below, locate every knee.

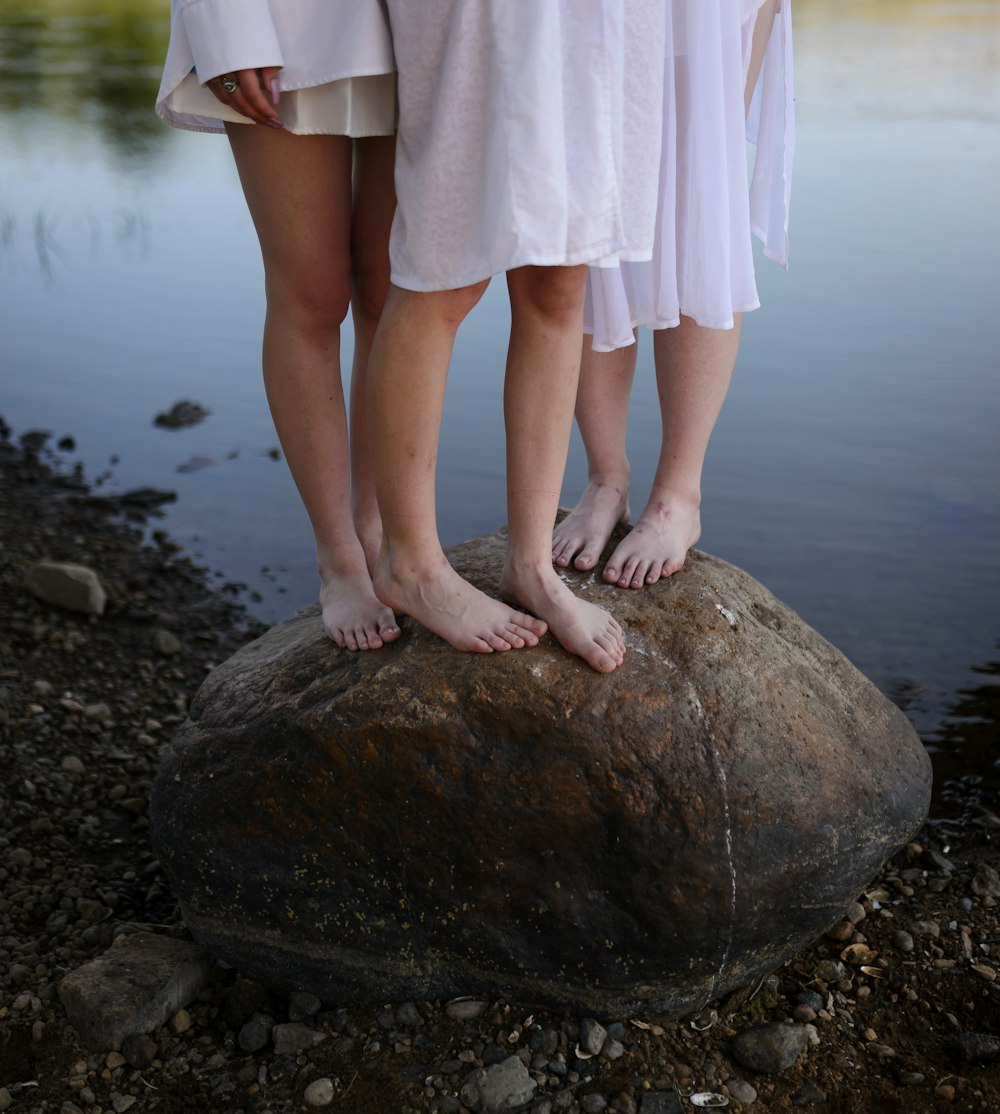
left=351, top=249, right=392, bottom=329
left=266, top=268, right=352, bottom=337
left=510, top=265, right=586, bottom=327
left=427, top=278, right=490, bottom=333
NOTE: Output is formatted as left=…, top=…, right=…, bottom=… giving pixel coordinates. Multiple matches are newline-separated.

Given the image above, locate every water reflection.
left=0, top=0, right=998, bottom=763
left=0, top=0, right=170, bottom=161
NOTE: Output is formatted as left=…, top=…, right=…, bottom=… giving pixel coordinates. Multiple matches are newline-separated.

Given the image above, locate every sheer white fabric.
left=385, top=0, right=664, bottom=293
left=585, top=0, right=795, bottom=351
left=155, top=0, right=395, bottom=135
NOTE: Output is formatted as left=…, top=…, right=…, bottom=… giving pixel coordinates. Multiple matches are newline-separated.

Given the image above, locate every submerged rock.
left=150, top=526, right=931, bottom=1014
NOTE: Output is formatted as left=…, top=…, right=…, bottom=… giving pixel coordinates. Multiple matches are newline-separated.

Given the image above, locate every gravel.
left=3, top=420, right=1000, bottom=1114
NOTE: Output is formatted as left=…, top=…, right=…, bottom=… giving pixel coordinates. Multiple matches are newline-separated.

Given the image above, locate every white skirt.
left=585, top=0, right=795, bottom=351
left=162, top=71, right=396, bottom=137
left=385, top=0, right=664, bottom=292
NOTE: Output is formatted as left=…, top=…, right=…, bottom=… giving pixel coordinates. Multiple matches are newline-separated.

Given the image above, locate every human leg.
left=551, top=339, right=636, bottom=572
left=499, top=266, right=626, bottom=673
left=348, top=134, right=396, bottom=572
left=226, top=124, right=399, bottom=649
left=369, top=283, right=548, bottom=653
left=602, top=314, right=741, bottom=587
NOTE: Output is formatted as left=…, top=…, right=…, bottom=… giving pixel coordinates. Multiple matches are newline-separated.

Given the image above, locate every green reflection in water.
left=0, top=0, right=171, bottom=161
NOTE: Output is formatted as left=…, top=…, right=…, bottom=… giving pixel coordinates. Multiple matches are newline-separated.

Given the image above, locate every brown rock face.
left=150, top=529, right=931, bottom=1014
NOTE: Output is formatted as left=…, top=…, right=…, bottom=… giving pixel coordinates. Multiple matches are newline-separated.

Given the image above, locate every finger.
left=227, top=82, right=274, bottom=126
left=239, top=69, right=282, bottom=124
left=205, top=78, right=230, bottom=109
left=260, top=65, right=282, bottom=105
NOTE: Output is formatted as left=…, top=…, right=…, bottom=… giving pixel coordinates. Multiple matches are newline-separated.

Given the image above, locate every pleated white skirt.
left=585, top=0, right=795, bottom=351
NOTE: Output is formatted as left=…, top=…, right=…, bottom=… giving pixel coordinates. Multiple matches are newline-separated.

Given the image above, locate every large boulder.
left=149, top=527, right=931, bottom=1015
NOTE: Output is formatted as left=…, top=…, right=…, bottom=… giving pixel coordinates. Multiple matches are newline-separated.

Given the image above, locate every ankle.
left=587, top=468, right=631, bottom=491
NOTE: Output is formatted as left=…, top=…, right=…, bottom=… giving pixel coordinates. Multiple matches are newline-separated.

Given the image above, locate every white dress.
left=385, top=0, right=664, bottom=293
left=586, top=0, right=795, bottom=351
left=155, top=0, right=396, bottom=137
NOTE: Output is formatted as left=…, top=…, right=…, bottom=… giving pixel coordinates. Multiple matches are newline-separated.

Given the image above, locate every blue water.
left=1, top=0, right=998, bottom=735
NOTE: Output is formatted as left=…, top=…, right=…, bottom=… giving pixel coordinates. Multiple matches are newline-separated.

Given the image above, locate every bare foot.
left=500, top=564, right=625, bottom=673
left=552, top=475, right=630, bottom=572
left=374, top=551, right=547, bottom=653
left=603, top=492, right=701, bottom=589
left=320, top=563, right=401, bottom=651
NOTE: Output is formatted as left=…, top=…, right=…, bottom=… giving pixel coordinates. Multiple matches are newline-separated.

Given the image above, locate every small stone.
left=121, top=1033, right=158, bottom=1069
left=935, top=1083, right=956, bottom=1101
left=792, top=1082, right=826, bottom=1106
left=0, top=1088, right=11, bottom=1112
left=58, top=933, right=212, bottom=1051
left=866, top=1043, right=896, bottom=1058
left=726, top=1078, right=757, bottom=1105
left=638, top=1095, right=683, bottom=1114
left=396, top=1001, right=424, bottom=1027
left=825, top=920, right=854, bottom=942
left=898, top=1072, right=925, bottom=1086
left=152, top=629, right=182, bottom=656
left=218, top=976, right=269, bottom=1028
left=272, top=1022, right=326, bottom=1056
left=730, top=1022, right=809, bottom=1074
left=83, top=703, right=111, bottom=721
left=792, top=990, right=824, bottom=1013
left=62, top=1103, right=84, bottom=1114
left=238, top=1013, right=274, bottom=1053
left=112, top=1095, right=136, bottom=1113
left=579, top=1017, right=608, bottom=1056
left=971, top=863, right=1000, bottom=899
left=601, top=1037, right=625, bottom=1061
left=813, top=960, right=844, bottom=983
left=61, top=756, right=86, bottom=773
left=446, top=998, right=489, bottom=1021
left=951, top=1032, right=1000, bottom=1064
left=844, top=901, right=866, bottom=923
left=465, top=1055, right=537, bottom=1112
left=921, top=848, right=954, bottom=873
left=288, top=991, right=322, bottom=1021
left=792, top=1004, right=816, bottom=1024
left=913, top=920, right=939, bottom=937
left=892, top=930, right=914, bottom=953
left=169, top=1008, right=192, bottom=1033
left=25, top=562, right=106, bottom=616
left=8, top=849, right=33, bottom=869
left=105, top=1051, right=126, bottom=1069
left=303, top=1077, right=335, bottom=1107
left=33, top=679, right=54, bottom=695
left=971, top=963, right=997, bottom=983
left=582, top=1096, right=608, bottom=1113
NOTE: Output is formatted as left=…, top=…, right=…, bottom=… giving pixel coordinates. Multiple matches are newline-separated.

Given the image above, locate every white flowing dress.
left=384, top=0, right=664, bottom=293
left=586, top=0, right=795, bottom=351
left=155, top=0, right=396, bottom=138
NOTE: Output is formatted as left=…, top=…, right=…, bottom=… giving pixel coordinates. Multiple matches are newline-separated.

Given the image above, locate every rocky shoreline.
left=1, top=420, right=998, bottom=1114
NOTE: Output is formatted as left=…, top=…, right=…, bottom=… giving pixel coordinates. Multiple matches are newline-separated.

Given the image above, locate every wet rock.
left=152, top=629, right=182, bottom=656
left=57, top=932, right=212, bottom=1051
left=950, top=1032, right=1000, bottom=1065
left=25, top=561, right=106, bottom=617
left=465, top=1055, right=537, bottom=1112
left=154, top=400, right=209, bottom=430
left=150, top=532, right=931, bottom=1013
left=730, top=1022, right=809, bottom=1074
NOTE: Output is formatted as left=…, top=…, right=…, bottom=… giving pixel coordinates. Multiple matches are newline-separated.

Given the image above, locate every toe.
left=618, top=556, right=641, bottom=587
left=380, top=622, right=401, bottom=643
left=645, top=564, right=662, bottom=584
left=631, top=560, right=652, bottom=588
left=602, top=563, right=620, bottom=584
left=574, top=546, right=599, bottom=571
left=341, top=628, right=359, bottom=651
left=327, top=626, right=347, bottom=648
left=362, top=623, right=383, bottom=650
left=486, top=632, right=513, bottom=651
left=510, top=623, right=540, bottom=647
left=501, top=626, right=526, bottom=649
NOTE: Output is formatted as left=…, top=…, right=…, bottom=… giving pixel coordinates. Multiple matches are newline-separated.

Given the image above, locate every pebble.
left=638, top=1094, right=683, bottom=1113
left=579, top=1017, right=608, bottom=1056
left=726, top=1079, right=757, bottom=1105
left=730, top=1022, right=808, bottom=1074
left=121, top=1033, right=158, bottom=1069
left=396, top=1001, right=424, bottom=1027
left=792, top=1081, right=827, bottom=1106
left=971, top=863, right=1000, bottom=899
left=951, top=1032, right=1000, bottom=1064
left=581, top=1096, right=608, bottom=1113
left=272, top=1022, right=326, bottom=1056
left=913, top=919, right=940, bottom=937
left=288, top=991, right=322, bottom=1021
left=111, top=1095, right=136, bottom=1113
left=152, top=629, right=182, bottom=656
left=465, top=1055, right=537, bottom=1112
left=898, top=1072, right=925, bottom=1086
left=0, top=1088, right=10, bottom=1112
left=61, top=755, right=85, bottom=773
left=446, top=998, right=489, bottom=1021
left=892, top=930, right=914, bottom=953
left=238, top=1013, right=274, bottom=1053
left=303, top=1077, right=335, bottom=1107
left=601, top=1037, right=625, bottom=1061
left=106, top=1050, right=126, bottom=1069
left=169, top=1007, right=192, bottom=1033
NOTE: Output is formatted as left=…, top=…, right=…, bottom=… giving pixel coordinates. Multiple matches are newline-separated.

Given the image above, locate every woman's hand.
left=207, top=65, right=283, bottom=127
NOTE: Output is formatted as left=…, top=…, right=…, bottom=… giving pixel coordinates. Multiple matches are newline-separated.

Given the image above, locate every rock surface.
left=57, top=932, right=212, bottom=1050
left=150, top=527, right=932, bottom=1013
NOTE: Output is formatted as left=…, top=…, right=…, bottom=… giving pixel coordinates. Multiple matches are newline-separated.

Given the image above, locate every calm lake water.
left=1, top=1, right=998, bottom=744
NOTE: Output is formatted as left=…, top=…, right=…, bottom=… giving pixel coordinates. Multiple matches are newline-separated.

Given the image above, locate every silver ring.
left=221, top=75, right=238, bottom=95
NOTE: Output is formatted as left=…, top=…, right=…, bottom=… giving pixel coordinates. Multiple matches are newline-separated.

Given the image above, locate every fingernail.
left=266, top=118, right=284, bottom=129
left=269, top=78, right=280, bottom=105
